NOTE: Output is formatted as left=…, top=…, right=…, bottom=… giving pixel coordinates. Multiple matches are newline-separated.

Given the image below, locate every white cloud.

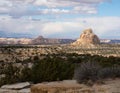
left=71, top=0, right=110, bottom=3
left=0, top=16, right=120, bottom=39
left=73, top=5, right=97, bottom=14
left=40, top=8, right=70, bottom=14
left=0, top=0, right=110, bottom=18
left=34, top=0, right=109, bottom=7
left=0, top=0, right=12, bottom=7
left=6, top=0, right=34, bottom=4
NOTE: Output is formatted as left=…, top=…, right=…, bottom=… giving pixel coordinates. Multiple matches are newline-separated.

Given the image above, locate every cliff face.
left=72, top=28, right=100, bottom=46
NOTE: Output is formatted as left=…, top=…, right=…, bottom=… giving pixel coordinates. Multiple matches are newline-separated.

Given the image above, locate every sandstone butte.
left=72, top=28, right=100, bottom=47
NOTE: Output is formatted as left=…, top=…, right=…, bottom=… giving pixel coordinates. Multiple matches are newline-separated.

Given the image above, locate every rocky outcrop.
left=31, top=79, right=120, bottom=93
left=72, top=28, right=100, bottom=47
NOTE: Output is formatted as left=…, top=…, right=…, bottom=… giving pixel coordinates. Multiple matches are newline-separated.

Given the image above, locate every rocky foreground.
left=31, top=79, right=120, bottom=93
left=0, top=79, right=120, bottom=93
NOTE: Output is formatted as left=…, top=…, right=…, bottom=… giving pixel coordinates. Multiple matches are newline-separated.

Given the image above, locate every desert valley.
left=0, top=29, right=120, bottom=93
left=0, top=29, right=120, bottom=63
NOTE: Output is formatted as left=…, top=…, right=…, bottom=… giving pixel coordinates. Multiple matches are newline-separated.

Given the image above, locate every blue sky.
left=0, top=0, right=120, bottom=39
left=98, top=0, right=120, bottom=16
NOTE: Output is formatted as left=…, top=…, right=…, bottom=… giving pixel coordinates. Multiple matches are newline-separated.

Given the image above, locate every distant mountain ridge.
left=0, top=36, right=75, bottom=45
left=31, top=36, right=75, bottom=45
left=0, top=34, right=120, bottom=45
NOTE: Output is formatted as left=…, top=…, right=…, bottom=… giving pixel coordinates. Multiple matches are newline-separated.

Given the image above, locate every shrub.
left=0, top=64, right=32, bottom=86
left=74, top=61, right=120, bottom=84
left=98, top=65, right=120, bottom=79
left=31, top=57, right=74, bottom=83
left=0, top=64, right=21, bottom=85
left=20, top=67, right=32, bottom=82
left=74, top=61, right=101, bottom=83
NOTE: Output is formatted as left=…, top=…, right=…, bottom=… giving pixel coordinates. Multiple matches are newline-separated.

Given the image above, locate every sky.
left=0, top=0, right=120, bottom=39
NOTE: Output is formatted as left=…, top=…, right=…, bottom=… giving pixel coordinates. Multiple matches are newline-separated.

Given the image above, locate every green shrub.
left=31, top=57, right=74, bottom=83
left=0, top=64, right=21, bottom=85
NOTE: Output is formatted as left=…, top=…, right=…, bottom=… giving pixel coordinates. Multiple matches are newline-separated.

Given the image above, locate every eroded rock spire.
left=72, top=28, right=100, bottom=46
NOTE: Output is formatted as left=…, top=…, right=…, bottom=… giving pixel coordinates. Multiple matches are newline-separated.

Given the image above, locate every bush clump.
left=74, top=62, right=101, bottom=83
left=31, top=57, right=74, bottom=83
left=0, top=57, right=74, bottom=86
left=74, top=61, right=120, bottom=84
left=98, top=65, right=120, bottom=79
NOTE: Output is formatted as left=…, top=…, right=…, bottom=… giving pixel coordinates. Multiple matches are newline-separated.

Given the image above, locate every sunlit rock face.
left=72, top=28, right=100, bottom=47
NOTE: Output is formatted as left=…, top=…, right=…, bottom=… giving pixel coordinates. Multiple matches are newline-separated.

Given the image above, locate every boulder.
left=1, top=82, right=30, bottom=90
left=0, top=82, right=31, bottom=93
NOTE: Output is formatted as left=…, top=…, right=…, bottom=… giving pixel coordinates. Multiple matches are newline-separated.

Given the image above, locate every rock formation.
left=72, top=28, right=100, bottom=46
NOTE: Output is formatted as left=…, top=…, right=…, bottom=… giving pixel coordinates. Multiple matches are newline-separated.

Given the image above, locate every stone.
left=1, top=82, right=31, bottom=90
left=72, top=28, right=100, bottom=47
left=0, top=82, right=31, bottom=93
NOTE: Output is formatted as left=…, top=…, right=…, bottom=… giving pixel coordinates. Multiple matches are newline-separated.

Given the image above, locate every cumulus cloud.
left=0, top=16, right=120, bottom=39
left=0, top=0, right=110, bottom=18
